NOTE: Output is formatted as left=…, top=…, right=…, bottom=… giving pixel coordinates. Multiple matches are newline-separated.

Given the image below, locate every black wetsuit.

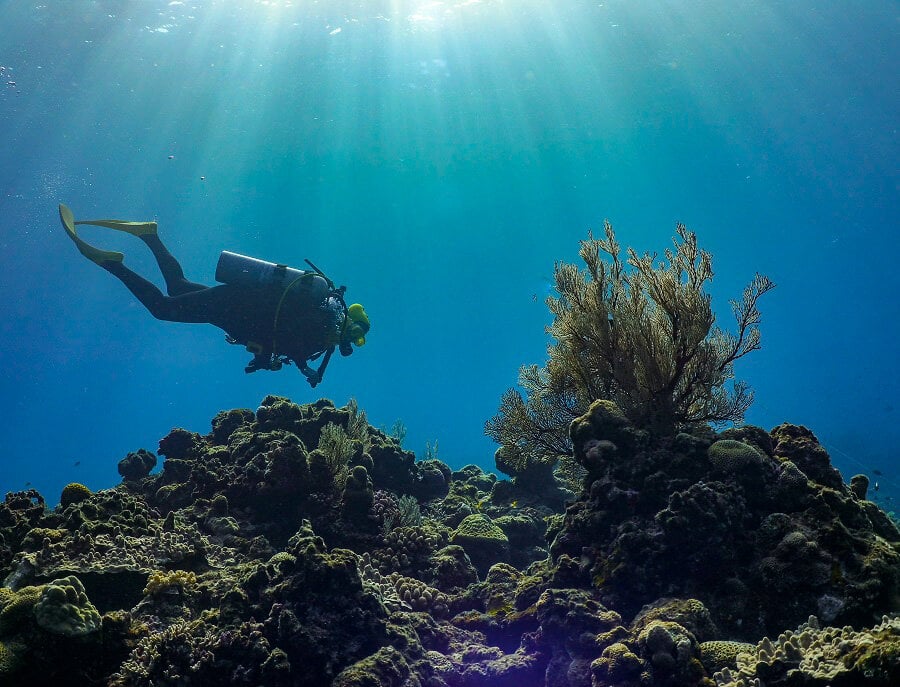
left=104, top=234, right=341, bottom=374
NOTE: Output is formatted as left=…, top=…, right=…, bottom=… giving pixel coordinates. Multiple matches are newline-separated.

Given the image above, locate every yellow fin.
left=59, top=204, right=124, bottom=264
left=74, top=218, right=157, bottom=236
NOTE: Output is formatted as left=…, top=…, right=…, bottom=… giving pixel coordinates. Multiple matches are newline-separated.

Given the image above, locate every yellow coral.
left=0, top=586, right=42, bottom=635
left=700, top=640, right=754, bottom=673
left=267, top=552, right=297, bottom=566
left=20, top=527, right=68, bottom=551
left=142, top=569, right=197, bottom=597
left=595, top=641, right=643, bottom=682
left=0, top=588, right=14, bottom=610
left=0, top=640, right=22, bottom=678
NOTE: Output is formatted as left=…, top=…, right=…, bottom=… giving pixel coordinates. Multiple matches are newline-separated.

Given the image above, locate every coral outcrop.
left=558, top=399, right=900, bottom=640
left=0, top=396, right=896, bottom=686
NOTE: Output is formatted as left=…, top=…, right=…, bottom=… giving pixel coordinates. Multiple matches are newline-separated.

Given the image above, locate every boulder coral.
left=33, top=575, right=101, bottom=637
left=451, top=514, right=511, bottom=578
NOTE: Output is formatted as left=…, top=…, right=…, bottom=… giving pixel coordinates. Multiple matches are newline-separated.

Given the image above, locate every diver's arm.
left=245, top=352, right=272, bottom=374
left=300, top=346, right=335, bottom=388
left=299, top=361, right=319, bottom=386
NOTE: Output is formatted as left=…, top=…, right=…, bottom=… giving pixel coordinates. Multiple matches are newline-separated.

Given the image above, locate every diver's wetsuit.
left=103, top=234, right=341, bottom=370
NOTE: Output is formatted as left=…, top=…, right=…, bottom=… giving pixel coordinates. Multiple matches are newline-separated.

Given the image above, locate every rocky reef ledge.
left=0, top=396, right=897, bottom=686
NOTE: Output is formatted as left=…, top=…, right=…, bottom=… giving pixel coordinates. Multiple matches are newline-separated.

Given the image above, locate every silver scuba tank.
left=215, top=251, right=330, bottom=309
left=215, top=251, right=308, bottom=288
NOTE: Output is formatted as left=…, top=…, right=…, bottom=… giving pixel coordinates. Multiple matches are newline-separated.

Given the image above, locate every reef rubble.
left=0, top=396, right=897, bottom=686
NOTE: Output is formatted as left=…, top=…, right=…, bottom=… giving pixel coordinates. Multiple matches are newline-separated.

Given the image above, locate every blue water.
left=1, top=1, right=897, bottom=511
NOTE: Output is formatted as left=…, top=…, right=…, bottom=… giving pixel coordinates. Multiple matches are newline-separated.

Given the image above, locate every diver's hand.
left=301, top=365, right=321, bottom=387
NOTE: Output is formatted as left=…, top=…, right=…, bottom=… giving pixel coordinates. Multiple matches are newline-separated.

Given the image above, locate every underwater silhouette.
left=58, top=204, right=369, bottom=387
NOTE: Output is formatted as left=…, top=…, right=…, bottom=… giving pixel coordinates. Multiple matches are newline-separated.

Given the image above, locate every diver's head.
left=339, top=303, right=370, bottom=356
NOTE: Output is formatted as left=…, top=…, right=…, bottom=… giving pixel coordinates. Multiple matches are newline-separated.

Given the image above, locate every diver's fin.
left=74, top=217, right=157, bottom=236
left=59, top=204, right=124, bottom=264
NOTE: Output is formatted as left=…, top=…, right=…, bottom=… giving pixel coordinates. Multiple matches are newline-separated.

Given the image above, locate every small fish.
left=873, top=482, right=880, bottom=492
left=74, top=460, right=81, bottom=467
left=168, top=155, right=175, bottom=159
left=873, top=469, right=883, bottom=476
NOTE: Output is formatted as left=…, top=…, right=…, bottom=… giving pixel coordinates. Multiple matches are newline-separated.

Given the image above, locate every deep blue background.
left=1, top=1, right=897, bottom=512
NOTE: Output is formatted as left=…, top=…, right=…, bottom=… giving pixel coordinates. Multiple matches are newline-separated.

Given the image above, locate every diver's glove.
left=245, top=354, right=269, bottom=374
left=300, top=363, right=321, bottom=388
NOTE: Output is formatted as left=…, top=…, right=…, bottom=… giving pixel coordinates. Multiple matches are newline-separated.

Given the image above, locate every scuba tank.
left=216, top=250, right=330, bottom=312
left=216, top=251, right=309, bottom=289
left=217, top=251, right=359, bottom=379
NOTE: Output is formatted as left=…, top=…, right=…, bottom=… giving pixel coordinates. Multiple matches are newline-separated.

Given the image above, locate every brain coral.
left=699, top=640, right=755, bottom=673
left=707, top=440, right=764, bottom=473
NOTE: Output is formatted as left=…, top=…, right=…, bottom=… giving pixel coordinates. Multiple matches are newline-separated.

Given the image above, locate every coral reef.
left=0, top=395, right=897, bottom=686
left=713, top=614, right=900, bottom=687
left=557, top=399, right=900, bottom=640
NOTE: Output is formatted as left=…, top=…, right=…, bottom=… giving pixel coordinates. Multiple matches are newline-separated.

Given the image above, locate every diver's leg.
left=103, top=262, right=215, bottom=323
left=140, top=234, right=208, bottom=296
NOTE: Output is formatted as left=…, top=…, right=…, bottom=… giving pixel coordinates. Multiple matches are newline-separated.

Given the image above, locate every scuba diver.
left=58, top=204, right=369, bottom=388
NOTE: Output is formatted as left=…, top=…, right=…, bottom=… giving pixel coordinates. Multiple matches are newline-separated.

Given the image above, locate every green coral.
left=700, top=640, right=757, bottom=673
left=0, top=588, right=13, bottom=608
left=59, top=482, right=92, bottom=508
left=452, top=514, right=508, bottom=545
left=850, top=473, right=870, bottom=500
left=341, top=465, right=374, bottom=519
left=310, top=422, right=358, bottom=492
left=333, top=646, right=410, bottom=687
left=396, top=494, right=422, bottom=528
left=708, top=440, right=763, bottom=472
left=370, top=525, right=442, bottom=577
left=118, top=449, right=157, bottom=482
left=20, top=527, right=67, bottom=551
left=451, top=514, right=510, bottom=577
left=0, top=640, right=22, bottom=678
left=33, top=576, right=101, bottom=637
left=0, top=585, right=41, bottom=635
left=844, top=623, right=900, bottom=682
left=344, top=398, right=373, bottom=451
left=594, top=641, right=643, bottom=682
